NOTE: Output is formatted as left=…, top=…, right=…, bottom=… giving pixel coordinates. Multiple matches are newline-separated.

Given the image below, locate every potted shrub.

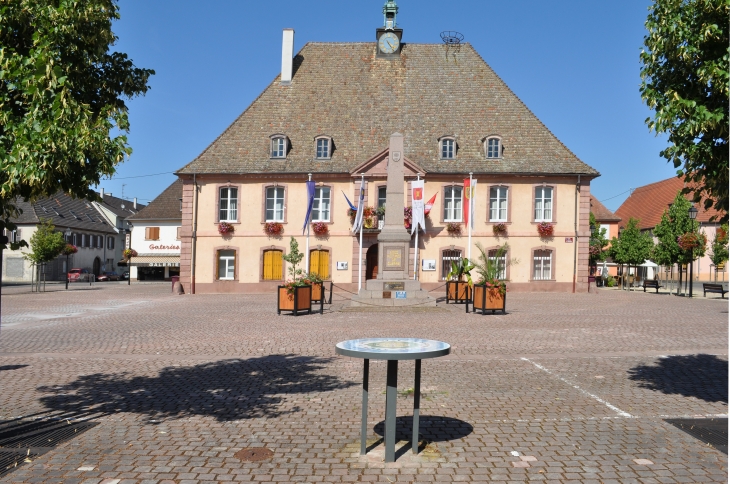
left=445, top=257, right=474, bottom=304
left=446, top=222, right=462, bottom=236
left=264, top=222, right=284, bottom=237
left=312, top=221, right=329, bottom=237
left=123, top=248, right=138, bottom=259
left=537, top=222, right=554, bottom=238
left=470, top=243, right=518, bottom=315
left=277, top=237, right=312, bottom=316
left=218, top=222, right=235, bottom=236
left=492, top=223, right=507, bottom=236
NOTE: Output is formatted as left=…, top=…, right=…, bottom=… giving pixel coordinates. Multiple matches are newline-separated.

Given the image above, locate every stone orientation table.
left=335, top=338, right=451, bottom=462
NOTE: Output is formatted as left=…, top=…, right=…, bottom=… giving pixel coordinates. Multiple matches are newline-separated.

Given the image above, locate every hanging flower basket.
left=446, top=222, right=462, bottom=235
left=218, top=222, right=235, bottom=235
left=404, top=206, right=413, bottom=229
left=363, top=206, right=375, bottom=218
left=61, top=244, right=78, bottom=256
left=264, top=222, right=284, bottom=236
left=537, top=222, right=554, bottom=237
left=312, top=221, right=329, bottom=236
left=492, top=223, right=507, bottom=236
left=677, top=232, right=706, bottom=251
left=123, top=248, right=138, bottom=259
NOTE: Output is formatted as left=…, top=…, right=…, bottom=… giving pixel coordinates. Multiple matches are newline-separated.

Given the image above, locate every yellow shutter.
left=263, top=250, right=283, bottom=280
left=263, top=250, right=273, bottom=280
left=319, top=250, right=329, bottom=280
left=309, top=250, right=320, bottom=276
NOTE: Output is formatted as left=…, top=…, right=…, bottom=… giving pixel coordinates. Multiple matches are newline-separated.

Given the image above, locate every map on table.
left=336, top=338, right=450, bottom=355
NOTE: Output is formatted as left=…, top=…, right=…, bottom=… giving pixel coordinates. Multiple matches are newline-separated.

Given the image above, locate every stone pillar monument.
left=351, top=133, right=435, bottom=307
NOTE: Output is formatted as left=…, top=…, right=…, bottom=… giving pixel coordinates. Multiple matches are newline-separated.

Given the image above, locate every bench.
left=643, top=280, right=662, bottom=293
left=703, top=283, right=728, bottom=298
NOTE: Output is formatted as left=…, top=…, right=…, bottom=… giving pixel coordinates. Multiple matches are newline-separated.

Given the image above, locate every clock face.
left=378, top=32, right=400, bottom=54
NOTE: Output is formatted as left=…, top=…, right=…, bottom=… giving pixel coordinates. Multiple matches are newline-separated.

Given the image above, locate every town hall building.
left=174, top=1, right=598, bottom=294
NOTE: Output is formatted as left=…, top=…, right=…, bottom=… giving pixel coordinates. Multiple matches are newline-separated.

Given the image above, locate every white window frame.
left=443, top=186, right=463, bottom=222
left=378, top=186, right=387, bottom=209
left=441, top=249, right=462, bottom=281
left=489, top=186, right=508, bottom=222
left=271, top=137, right=286, bottom=158
left=441, top=138, right=455, bottom=159
left=315, top=138, right=331, bottom=159
left=266, top=187, right=285, bottom=222
left=533, top=249, right=552, bottom=281
left=312, top=187, right=331, bottom=222
left=486, top=137, right=501, bottom=159
left=219, top=187, right=238, bottom=222
left=488, top=249, right=507, bottom=280
left=534, top=186, right=553, bottom=222
left=217, top=250, right=236, bottom=280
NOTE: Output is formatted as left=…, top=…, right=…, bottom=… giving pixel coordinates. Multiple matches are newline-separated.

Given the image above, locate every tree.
left=640, top=0, right=729, bottom=221
left=589, top=212, right=609, bottom=270
left=282, top=237, right=304, bottom=279
left=24, top=219, right=65, bottom=290
left=0, top=0, right=154, bottom=247
left=708, top=223, right=729, bottom=280
left=608, top=218, right=655, bottom=290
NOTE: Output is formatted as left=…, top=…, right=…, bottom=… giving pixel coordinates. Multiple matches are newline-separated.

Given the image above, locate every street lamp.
left=64, top=227, right=72, bottom=290
left=688, top=206, right=698, bottom=297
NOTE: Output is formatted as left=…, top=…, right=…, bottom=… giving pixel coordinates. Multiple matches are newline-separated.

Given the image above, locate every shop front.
left=131, top=255, right=180, bottom=281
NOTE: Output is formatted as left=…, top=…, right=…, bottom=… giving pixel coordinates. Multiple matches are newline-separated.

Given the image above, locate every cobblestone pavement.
left=0, top=284, right=727, bottom=483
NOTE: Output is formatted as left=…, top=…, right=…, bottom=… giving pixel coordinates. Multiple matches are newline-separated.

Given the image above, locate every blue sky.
left=102, top=0, right=676, bottom=211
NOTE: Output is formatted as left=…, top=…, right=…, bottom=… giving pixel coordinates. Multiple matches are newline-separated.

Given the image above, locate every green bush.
left=606, top=275, right=616, bottom=287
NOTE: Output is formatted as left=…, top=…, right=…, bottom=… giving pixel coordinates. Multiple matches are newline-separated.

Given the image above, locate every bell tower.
left=376, top=0, right=403, bottom=59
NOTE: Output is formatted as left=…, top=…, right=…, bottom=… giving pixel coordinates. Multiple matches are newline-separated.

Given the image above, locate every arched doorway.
left=366, top=244, right=378, bottom=280
left=93, top=257, right=101, bottom=276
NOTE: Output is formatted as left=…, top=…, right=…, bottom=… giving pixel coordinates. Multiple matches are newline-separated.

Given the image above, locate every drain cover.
left=665, top=418, right=728, bottom=454
left=234, top=447, right=273, bottom=461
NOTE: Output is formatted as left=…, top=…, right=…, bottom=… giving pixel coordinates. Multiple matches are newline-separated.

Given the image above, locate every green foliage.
left=709, top=223, right=729, bottom=267
left=473, top=243, right=518, bottom=290
left=589, top=212, right=609, bottom=265
left=608, top=218, right=655, bottom=266
left=606, top=275, right=616, bottom=287
left=640, top=0, right=729, bottom=220
left=282, top=237, right=305, bottom=279
left=653, top=191, right=705, bottom=265
left=24, top=219, right=65, bottom=264
left=0, top=0, right=154, bottom=238
left=446, top=257, right=475, bottom=286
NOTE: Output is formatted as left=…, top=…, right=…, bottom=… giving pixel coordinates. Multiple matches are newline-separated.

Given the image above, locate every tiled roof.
left=97, top=193, right=146, bottom=218
left=127, top=180, right=182, bottom=221
left=614, top=177, right=725, bottom=230
left=590, top=197, right=621, bottom=222
left=177, top=42, right=598, bottom=177
left=11, top=193, right=117, bottom=233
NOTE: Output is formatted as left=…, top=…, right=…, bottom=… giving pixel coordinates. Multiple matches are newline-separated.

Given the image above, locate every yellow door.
left=310, top=250, right=329, bottom=280
left=263, top=250, right=282, bottom=280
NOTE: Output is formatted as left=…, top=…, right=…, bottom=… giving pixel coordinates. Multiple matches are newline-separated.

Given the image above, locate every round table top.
left=335, top=338, right=451, bottom=360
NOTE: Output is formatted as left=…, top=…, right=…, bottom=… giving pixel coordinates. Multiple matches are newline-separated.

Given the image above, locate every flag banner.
left=470, top=178, right=477, bottom=229
left=352, top=178, right=366, bottom=232
left=302, top=180, right=316, bottom=234
left=411, top=180, right=425, bottom=235
left=342, top=190, right=356, bottom=211
left=424, top=192, right=438, bottom=216
left=463, top=178, right=477, bottom=229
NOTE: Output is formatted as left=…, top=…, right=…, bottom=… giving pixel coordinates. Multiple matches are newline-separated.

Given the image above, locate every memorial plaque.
left=385, top=247, right=404, bottom=269
left=383, top=291, right=392, bottom=299
left=384, top=282, right=405, bottom=291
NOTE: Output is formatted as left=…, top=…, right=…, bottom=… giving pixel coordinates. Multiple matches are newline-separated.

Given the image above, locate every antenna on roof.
left=440, top=31, right=464, bottom=59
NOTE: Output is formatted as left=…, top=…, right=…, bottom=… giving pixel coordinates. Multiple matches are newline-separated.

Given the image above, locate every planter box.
left=277, top=285, right=312, bottom=316
left=446, top=281, right=471, bottom=304
left=310, top=282, right=325, bottom=314
left=471, top=284, right=506, bottom=314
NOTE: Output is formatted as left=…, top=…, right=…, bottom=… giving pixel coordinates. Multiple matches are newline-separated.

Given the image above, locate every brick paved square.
left=0, top=284, right=727, bottom=482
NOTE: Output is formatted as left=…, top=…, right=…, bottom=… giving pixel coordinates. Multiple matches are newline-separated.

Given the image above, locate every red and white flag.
left=424, top=193, right=438, bottom=216
left=463, top=178, right=477, bottom=229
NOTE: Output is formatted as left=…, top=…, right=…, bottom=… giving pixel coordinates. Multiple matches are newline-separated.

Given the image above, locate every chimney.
left=133, top=197, right=137, bottom=209
left=100, top=188, right=104, bottom=198
left=281, top=28, right=295, bottom=85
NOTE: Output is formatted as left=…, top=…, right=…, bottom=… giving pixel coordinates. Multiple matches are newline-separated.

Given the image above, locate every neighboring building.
left=614, top=176, right=726, bottom=281
left=126, top=180, right=182, bottom=281
left=590, top=196, right=621, bottom=277
left=175, top=3, right=599, bottom=294
left=93, top=188, right=146, bottom=273
left=2, top=193, right=118, bottom=283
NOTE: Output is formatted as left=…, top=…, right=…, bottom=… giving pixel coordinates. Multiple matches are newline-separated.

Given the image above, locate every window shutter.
left=309, top=250, right=319, bottom=276
left=153, top=227, right=160, bottom=240
left=145, top=227, right=150, bottom=240
left=232, top=251, right=237, bottom=280
left=215, top=250, right=220, bottom=280
left=320, top=250, right=329, bottom=280
left=273, top=250, right=282, bottom=279
left=263, top=250, right=273, bottom=280
left=176, top=227, right=181, bottom=240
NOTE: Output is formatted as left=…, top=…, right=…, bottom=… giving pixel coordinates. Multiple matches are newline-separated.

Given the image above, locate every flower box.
left=471, top=284, right=506, bottom=314
left=218, top=222, right=235, bottom=236
left=312, top=222, right=329, bottom=237
left=446, top=222, right=462, bottom=235
left=277, top=285, right=312, bottom=316
left=264, top=222, right=284, bottom=237
left=446, top=281, right=471, bottom=304
left=537, top=222, right=554, bottom=238
left=492, top=223, right=507, bottom=236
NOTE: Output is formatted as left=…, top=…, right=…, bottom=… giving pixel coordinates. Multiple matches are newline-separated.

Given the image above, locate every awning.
left=639, top=260, right=658, bottom=267
left=129, top=255, right=180, bottom=267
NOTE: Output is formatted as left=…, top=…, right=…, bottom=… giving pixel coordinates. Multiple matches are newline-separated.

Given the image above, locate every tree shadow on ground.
left=37, top=355, right=354, bottom=422
left=0, top=365, right=29, bottom=371
left=373, top=415, right=473, bottom=442
left=627, top=354, right=728, bottom=404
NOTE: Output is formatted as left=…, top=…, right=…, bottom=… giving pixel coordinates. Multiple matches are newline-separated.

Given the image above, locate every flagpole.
left=305, top=173, right=311, bottom=275
left=468, top=172, right=473, bottom=261
left=414, top=173, right=420, bottom=280
left=358, top=173, right=364, bottom=292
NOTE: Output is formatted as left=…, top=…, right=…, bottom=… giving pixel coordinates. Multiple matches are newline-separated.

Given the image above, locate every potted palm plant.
left=277, top=237, right=312, bottom=316
left=446, top=257, right=474, bottom=303
left=470, top=243, right=517, bottom=315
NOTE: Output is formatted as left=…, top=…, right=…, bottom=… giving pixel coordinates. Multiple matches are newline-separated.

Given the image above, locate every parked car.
left=120, top=271, right=129, bottom=280
left=97, top=271, right=120, bottom=282
left=67, top=268, right=89, bottom=282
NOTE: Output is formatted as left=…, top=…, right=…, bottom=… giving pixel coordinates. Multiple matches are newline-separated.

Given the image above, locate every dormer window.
left=439, top=136, right=456, bottom=160
left=270, top=135, right=288, bottom=159
left=485, top=136, right=502, bottom=159
left=315, top=136, right=332, bottom=159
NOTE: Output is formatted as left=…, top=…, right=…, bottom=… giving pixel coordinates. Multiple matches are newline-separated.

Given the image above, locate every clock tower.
left=376, top=0, right=403, bottom=59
